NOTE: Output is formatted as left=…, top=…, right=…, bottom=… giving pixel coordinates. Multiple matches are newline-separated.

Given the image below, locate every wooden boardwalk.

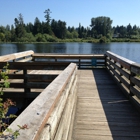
left=72, top=69, right=140, bottom=140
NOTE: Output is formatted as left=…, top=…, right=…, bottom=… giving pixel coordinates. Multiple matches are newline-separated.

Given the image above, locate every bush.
left=35, top=33, right=46, bottom=42
left=0, top=63, right=28, bottom=139
left=99, top=36, right=107, bottom=43
left=43, top=34, right=58, bottom=42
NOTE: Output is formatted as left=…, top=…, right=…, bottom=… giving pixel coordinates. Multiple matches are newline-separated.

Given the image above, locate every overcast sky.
left=0, top=0, right=140, bottom=28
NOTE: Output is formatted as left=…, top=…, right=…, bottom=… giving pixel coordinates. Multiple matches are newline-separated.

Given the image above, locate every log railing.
left=0, top=50, right=34, bottom=62
left=0, top=50, right=140, bottom=139
left=0, top=61, right=66, bottom=111
left=4, top=63, right=77, bottom=140
left=0, top=50, right=34, bottom=74
left=33, top=53, right=106, bottom=68
left=106, top=51, right=140, bottom=111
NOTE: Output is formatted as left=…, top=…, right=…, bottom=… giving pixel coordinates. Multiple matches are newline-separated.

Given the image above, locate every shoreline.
left=1, top=38, right=140, bottom=44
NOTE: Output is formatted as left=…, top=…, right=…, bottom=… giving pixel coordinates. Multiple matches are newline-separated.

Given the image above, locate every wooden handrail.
left=4, top=63, right=77, bottom=140
left=1, top=50, right=140, bottom=138
left=0, top=50, right=34, bottom=62
left=106, top=51, right=140, bottom=112
left=130, top=63, right=140, bottom=99
left=106, top=51, right=135, bottom=69
left=33, top=53, right=105, bottom=58
left=33, top=53, right=106, bottom=68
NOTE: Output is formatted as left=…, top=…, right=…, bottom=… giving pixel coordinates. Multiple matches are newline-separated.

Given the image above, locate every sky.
left=0, top=0, right=140, bottom=28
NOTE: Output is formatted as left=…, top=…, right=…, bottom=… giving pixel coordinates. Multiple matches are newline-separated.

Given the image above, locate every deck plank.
left=72, top=69, right=140, bottom=140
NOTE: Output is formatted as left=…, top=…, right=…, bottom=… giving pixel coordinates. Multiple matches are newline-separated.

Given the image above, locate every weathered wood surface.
left=0, top=50, right=34, bottom=62
left=33, top=53, right=105, bottom=59
left=106, top=51, right=135, bottom=69
left=72, top=69, right=140, bottom=140
left=38, top=65, right=77, bottom=140
left=131, top=63, right=140, bottom=75
left=2, top=70, right=62, bottom=99
left=33, top=53, right=106, bottom=68
left=106, top=51, right=140, bottom=107
left=0, top=61, right=70, bottom=70
left=4, top=63, right=77, bottom=140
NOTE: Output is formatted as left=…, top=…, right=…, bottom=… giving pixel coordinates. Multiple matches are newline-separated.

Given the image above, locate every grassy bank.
left=111, top=38, right=140, bottom=42
left=1, top=38, right=140, bottom=44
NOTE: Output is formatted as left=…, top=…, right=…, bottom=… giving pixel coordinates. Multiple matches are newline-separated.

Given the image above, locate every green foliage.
left=90, top=16, right=113, bottom=38
left=0, top=63, right=10, bottom=95
left=35, top=33, right=45, bottom=42
left=14, top=14, right=26, bottom=39
left=6, top=124, right=28, bottom=139
left=66, top=31, right=73, bottom=39
left=43, top=34, right=58, bottom=42
left=0, top=63, right=28, bottom=138
left=44, top=9, right=51, bottom=24
left=0, top=63, right=15, bottom=136
left=66, top=30, right=79, bottom=39
left=51, top=19, right=67, bottom=39
left=0, top=33, right=5, bottom=42
left=33, top=17, right=42, bottom=35
left=18, top=32, right=36, bottom=42
left=71, top=31, right=79, bottom=38
left=1, top=10, right=140, bottom=43
left=35, top=33, right=57, bottom=42
left=99, top=36, right=107, bottom=43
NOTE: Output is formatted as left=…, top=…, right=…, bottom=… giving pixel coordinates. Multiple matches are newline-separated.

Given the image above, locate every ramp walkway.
left=73, top=69, right=140, bottom=140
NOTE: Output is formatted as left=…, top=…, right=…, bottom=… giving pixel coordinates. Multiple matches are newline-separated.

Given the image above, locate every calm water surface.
left=0, top=42, right=140, bottom=63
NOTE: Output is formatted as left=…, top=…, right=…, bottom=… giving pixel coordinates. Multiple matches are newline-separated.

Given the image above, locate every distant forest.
left=0, top=9, right=140, bottom=43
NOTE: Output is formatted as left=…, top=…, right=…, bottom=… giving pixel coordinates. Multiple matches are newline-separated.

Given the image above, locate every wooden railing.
left=106, top=51, right=140, bottom=111
left=4, top=63, right=77, bottom=140
left=0, top=50, right=34, bottom=62
left=33, top=53, right=106, bottom=68
left=0, top=50, right=140, bottom=139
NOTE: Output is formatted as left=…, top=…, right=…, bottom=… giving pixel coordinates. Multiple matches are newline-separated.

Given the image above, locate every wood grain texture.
left=4, top=63, right=77, bottom=140
left=106, top=51, right=135, bottom=69
left=72, top=69, right=140, bottom=140
left=0, top=50, right=34, bottom=62
left=33, top=53, right=105, bottom=59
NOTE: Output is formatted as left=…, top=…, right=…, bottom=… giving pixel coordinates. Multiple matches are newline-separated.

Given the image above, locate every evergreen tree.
left=33, top=17, right=42, bottom=35
left=44, top=9, right=53, bottom=35
left=14, top=13, right=26, bottom=39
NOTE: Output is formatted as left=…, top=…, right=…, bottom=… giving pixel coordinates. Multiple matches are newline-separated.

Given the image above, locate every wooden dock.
left=0, top=50, right=140, bottom=140
left=73, top=69, right=140, bottom=140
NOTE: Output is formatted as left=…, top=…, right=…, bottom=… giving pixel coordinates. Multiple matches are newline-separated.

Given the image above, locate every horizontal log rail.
left=0, top=61, right=70, bottom=70
left=0, top=61, right=69, bottom=101
left=130, top=63, right=140, bottom=107
left=0, top=60, right=68, bottom=99
left=33, top=53, right=106, bottom=68
left=0, top=51, right=106, bottom=69
left=106, top=51, right=140, bottom=112
left=4, top=63, right=77, bottom=140
left=0, top=50, right=34, bottom=74
left=0, top=50, right=34, bottom=62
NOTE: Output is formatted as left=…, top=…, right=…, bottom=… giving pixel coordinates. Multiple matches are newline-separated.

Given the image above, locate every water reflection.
left=0, top=42, right=140, bottom=63
left=91, top=43, right=111, bottom=54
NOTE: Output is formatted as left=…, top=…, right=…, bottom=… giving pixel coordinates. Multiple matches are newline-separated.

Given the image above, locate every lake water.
left=0, top=42, right=140, bottom=63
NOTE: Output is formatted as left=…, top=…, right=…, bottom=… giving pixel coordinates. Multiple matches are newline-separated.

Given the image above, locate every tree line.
left=0, top=9, right=140, bottom=43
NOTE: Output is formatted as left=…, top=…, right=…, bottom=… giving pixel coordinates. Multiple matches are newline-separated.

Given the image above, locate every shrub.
left=99, top=36, right=107, bottom=43
left=0, top=63, right=28, bottom=139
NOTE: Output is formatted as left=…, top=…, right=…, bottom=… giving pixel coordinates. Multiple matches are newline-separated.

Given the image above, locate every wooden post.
left=23, top=69, right=30, bottom=93
left=78, top=58, right=80, bottom=69
left=130, top=66, right=136, bottom=96
left=104, top=54, right=107, bottom=68
left=119, top=65, right=123, bottom=84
